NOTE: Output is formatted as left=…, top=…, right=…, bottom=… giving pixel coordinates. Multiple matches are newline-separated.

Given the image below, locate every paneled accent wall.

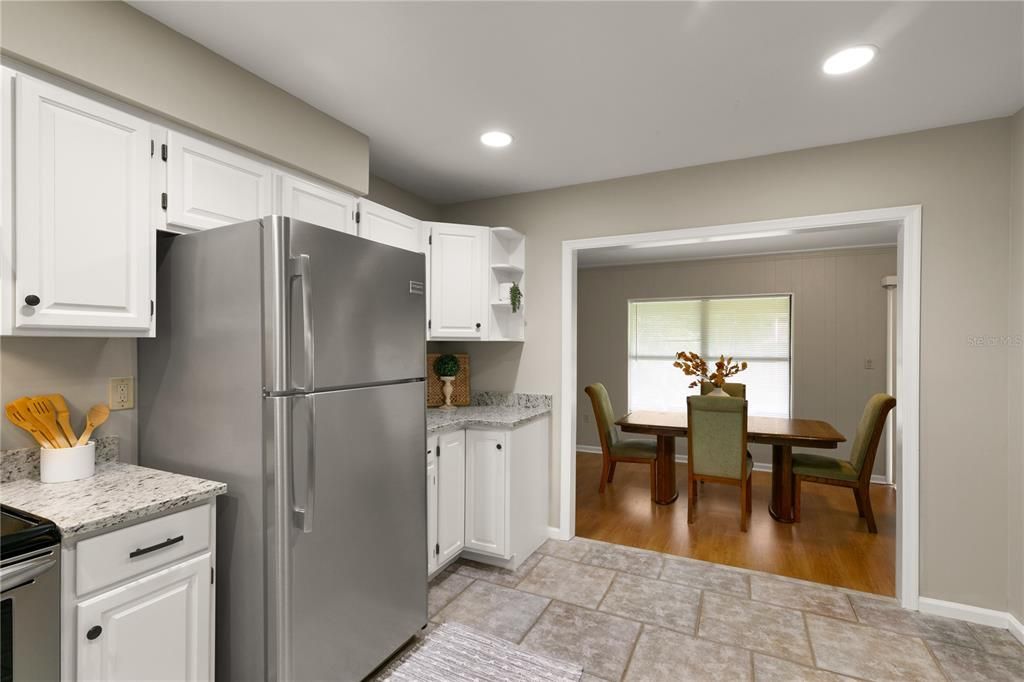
left=576, top=247, right=897, bottom=475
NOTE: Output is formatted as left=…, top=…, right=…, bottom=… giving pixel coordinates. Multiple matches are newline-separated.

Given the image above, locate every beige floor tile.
left=435, top=580, right=550, bottom=643
left=928, top=640, right=1024, bottom=682
left=520, top=601, right=641, bottom=681
left=660, top=556, right=750, bottom=597
left=806, top=614, right=945, bottom=680
left=581, top=542, right=664, bottom=579
left=517, top=555, right=616, bottom=608
left=598, top=572, right=701, bottom=634
left=427, top=570, right=474, bottom=618
left=967, top=622, right=1024, bottom=658
left=536, top=538, right=595, bottom=562
left=848, top=593, right=981, bottom=648
left=454, top=551, right=542, bottom=588
left=752, top=654, right=858, bottom=681
left=750, top=575, right=856, bottom=620
left=698, top=591, right=814, bottom=665
left=624, top=625, right=751, bottom=681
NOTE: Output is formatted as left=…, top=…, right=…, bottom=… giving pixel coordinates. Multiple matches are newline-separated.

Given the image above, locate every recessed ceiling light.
left=822, top=45, right=877, bottom=75
left=480, top=131, right=513, bottom=148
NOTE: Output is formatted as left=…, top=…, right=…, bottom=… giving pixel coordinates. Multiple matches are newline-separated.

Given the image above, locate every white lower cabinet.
left=426, top=435, right=439, bottom=575
left=63, top=502, right=216, bottom=681
left=426, top=416, right=550, bottom=574
left=76, top=553, right=212, bottom=681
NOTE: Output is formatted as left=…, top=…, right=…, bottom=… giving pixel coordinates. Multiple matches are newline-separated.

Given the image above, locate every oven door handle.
left=0, top=552, right=57, bottom=593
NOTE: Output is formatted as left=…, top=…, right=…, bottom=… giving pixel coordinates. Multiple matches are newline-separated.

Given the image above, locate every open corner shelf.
left=491, top=263, right=525, bottom=277
left=491, top=226, right=524, bottom=242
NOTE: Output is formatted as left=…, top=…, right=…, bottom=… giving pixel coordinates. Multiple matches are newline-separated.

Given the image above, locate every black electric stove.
left=0, top=506, right=60, bottom=559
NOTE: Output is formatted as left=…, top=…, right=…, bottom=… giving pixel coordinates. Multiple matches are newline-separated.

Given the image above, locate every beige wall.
left=0, top=338, right=138, bottom=462
left=576, top=248, right=897, bottom=476
left=368, top=175, right=443, bottom=221
left=0, top=1, right=369, bottom=195
left=443, top=117, right=1014, bottom=611
left=1008, top=109, right=1024, bottom=622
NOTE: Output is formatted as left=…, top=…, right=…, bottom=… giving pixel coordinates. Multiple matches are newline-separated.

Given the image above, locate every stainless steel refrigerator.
left=139, top=216, right=427, bottom=681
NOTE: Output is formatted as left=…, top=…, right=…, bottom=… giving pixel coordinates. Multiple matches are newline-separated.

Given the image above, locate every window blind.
left=628, top=295, right=791, bottom=417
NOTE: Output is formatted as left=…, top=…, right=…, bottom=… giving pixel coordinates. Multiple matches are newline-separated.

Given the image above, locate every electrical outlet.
left=109, top=376, right=135, bottom=410
left=864, top=358, right=874, bottom=370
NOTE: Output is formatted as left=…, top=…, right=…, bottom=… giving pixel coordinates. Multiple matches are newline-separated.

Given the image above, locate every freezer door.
left=272, top=382, right=427, bottom=682
left=263, top=216, right=426, bottom=393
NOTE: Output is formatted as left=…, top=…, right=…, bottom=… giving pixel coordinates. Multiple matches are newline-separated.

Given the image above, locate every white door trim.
left=558, top=204, right=922, bottom=610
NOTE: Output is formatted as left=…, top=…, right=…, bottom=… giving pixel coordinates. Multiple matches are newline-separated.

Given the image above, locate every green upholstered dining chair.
left=792, top=393, right=896, bottom=533
left=584, top=383, right=657, bottom=498
left=700, top=382, right=747, bottom=398
left=686, top=395, right=754, bottom=531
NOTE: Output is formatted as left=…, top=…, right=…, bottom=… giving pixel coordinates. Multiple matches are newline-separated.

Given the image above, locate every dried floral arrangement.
left=673, top=351, right=748, bottom=389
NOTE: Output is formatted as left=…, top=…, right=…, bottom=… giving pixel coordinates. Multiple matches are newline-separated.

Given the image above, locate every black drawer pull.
left=129, top=535, right=184, bottom=559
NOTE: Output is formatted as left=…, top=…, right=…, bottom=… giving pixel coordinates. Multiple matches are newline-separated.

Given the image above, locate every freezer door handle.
left=292, top=395, right=316, bottom=534
left=289, top=253, right=315, bottom=393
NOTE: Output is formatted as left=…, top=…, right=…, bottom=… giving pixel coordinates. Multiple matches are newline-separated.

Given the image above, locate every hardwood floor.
left=575, top=451, right=896, bottom=596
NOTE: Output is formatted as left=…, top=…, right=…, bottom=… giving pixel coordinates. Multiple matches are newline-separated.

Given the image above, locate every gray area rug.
left=379, top=623, right=583, bottom=681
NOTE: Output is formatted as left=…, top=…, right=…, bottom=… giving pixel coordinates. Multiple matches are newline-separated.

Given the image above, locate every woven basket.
left=426, top=353, right=470, bottom=407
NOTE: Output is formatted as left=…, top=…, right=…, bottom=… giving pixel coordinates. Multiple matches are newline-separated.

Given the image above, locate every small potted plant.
left=434, top=354, right=460, bottom=411
left=673, top=351, right=747, bottom=397
left=509, top=282, right=523, bottom=313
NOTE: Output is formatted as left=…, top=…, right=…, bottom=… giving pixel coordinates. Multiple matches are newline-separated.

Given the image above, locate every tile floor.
left=427, top=538, right=1024, bottom=681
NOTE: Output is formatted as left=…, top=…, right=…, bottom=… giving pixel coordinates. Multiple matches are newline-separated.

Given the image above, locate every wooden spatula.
left=27, top=397, right=72, bottom=448
left=43, top=394, right=78, bottom=445
left=75, top=403, right=110, bottom=447
left=5, top=401, right=58, bottom=448
left=14, top=397, right=64, bottom=448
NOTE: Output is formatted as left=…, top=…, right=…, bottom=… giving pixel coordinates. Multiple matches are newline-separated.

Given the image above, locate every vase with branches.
left=673, top=351, right=748, bottom=397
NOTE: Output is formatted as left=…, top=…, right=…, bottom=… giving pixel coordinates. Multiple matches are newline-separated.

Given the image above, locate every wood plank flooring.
left=575, top=451, right=896, bottom=596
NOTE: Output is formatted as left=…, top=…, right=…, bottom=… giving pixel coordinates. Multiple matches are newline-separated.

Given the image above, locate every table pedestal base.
left=769, top=443, right=795, bottom=523
left=654, top=435, right=678, bottom=505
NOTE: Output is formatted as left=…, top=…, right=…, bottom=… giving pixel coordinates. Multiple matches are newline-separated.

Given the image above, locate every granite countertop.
left=1, top=437, right=226, bottom=539
left=428, top=392, right=552, bottom=434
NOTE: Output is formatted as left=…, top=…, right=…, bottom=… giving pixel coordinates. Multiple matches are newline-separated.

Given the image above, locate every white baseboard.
left=576, top=445, right=890, bottom=485
left=919, top=597, right=1024, bottom=644
left=547, top=525, right=571, bottom=541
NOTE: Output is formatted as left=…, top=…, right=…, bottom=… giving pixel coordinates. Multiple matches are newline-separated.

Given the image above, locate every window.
left=628, top=295, right=792, bottom=417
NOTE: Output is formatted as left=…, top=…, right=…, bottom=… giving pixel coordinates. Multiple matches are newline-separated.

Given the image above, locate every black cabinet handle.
left=129, top=535, right=184, bottom=559
left=24, top=294, right=40, bottom=307
left=496, top=443, right=502, bottom=450
left=86, top=626, right=102, bottom=640
left=475, top=322, right=481, bottom=329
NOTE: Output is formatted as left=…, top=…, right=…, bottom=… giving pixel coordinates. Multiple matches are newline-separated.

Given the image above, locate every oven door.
left=1, top=548, right=60, bottom=682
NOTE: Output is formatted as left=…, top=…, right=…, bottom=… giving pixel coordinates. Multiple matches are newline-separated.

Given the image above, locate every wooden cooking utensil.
left=14, top=397, right=63, bottom=448
left=5, top=401, right=58, bottom=448
left=75, top=403, right=110, bottom=447
left=27, top=397, right=72, bottom=448
left=43, top=394, right=78, bottom=445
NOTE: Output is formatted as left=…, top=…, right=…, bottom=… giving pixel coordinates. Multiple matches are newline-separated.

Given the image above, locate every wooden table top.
left=616, top=410, right=846, bottom=449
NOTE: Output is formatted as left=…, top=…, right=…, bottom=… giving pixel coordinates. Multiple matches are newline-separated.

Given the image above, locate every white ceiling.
left=577, top=220, right=900, bottom=268
left=132, top=1, right=1024, bottom=204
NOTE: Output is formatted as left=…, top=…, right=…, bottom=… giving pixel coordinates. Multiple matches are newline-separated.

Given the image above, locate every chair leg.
left=649, top=461, right=656, bottom=501
left=746, top=474, right=753, bottom=516
left=793, top=476, right=801, bottom=523
left=861, top=485, right=878, bottom=534
left=690, top=477, right=698, bottom=502
left=687, top=475, right=696, bottom=525
left=739, top=481, right=749, bottom=532
left=599, top=456, right=610, bottom=494
left=607, top=461, right=617, bottom=483
left=853, top=488, right=866, bottom=518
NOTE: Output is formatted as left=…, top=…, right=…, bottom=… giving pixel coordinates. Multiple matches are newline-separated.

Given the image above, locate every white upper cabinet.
left=464, top=430, right=508, bottom=557
left=165, top=131, right=271, bottom=232
left=428, top=222, right=489, bottom=339
left=4, top=72, right=154, bottom=335
left=357, top=199, right=423, bottom=253
left=275, top=174, right=357, bottom=234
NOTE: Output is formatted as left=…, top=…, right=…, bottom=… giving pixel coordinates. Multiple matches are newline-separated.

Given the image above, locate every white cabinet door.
left=166, top=131, right=271, bottom=232
left=465, top=430, right=508, bottom=557
left=357, top=199, right=423, bottom=253
left=10, top=73, right=153, bottom=333
left=428, top=223, right=489, bottom=339
left=437, top=430, right=466, bottom=565
left=426, top=434, right=439, bottom=575
left=276, top=174, right=357, bottom=234
left=76, top=553, right=212, bottom=682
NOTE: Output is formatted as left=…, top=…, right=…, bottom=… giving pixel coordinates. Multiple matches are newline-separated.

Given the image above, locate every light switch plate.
left=109, top=376, right=135, bottom=410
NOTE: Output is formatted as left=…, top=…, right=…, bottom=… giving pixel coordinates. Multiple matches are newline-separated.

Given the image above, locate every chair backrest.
left=849, top=393, right=897, bottom=482
left=584, top=383, right=619, bottom=454
left=700, top=382, right=746, bottom=398
left=687, top=395, right=748, bottom=480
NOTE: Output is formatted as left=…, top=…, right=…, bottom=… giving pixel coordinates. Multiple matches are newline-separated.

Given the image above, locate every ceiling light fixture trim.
left=822, top=45, right=877, bottom=75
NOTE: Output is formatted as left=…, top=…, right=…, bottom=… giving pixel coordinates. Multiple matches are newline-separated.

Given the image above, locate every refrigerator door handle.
left=288, top=253, right=315, bottom=392
left=292, top=395, right=316, bottom=534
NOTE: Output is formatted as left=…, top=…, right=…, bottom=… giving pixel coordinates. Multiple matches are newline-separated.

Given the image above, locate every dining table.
left=614, top=410, right=846, bottom=522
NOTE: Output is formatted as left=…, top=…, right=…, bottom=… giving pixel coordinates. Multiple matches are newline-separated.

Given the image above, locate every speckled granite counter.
left=1, top=437, right=226, bottom=539
left=428, top=392, right=552, bottom=434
